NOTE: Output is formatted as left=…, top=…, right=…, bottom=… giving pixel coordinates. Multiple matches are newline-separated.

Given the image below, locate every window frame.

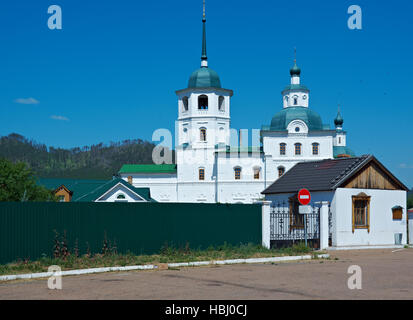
left=278, top=166, right=285, bottom=178
left=253, top=167, right=260, bottom=180
left=392, top=206, right=403, bottom=220
left=218, top=96, right=225, bottom=111
left=294, top=143, right=302, bottom=155
left=198, top=95, right=208, bottom=110
left=234, top=167, right=242, bottom=180
left=182, top=96, right=189, bottom=111
left=352, top=193, right=371, bottom=233
left=279, top=143, right=286, bottom=156
left=312, top=143, right=319, bottom=155
left=199, top=168, right=205, bottom=181
left=200, top=128, right=207, bottom=142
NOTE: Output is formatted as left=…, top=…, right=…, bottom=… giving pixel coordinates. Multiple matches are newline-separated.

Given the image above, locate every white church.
left=119, top=6, right=355, bottom=204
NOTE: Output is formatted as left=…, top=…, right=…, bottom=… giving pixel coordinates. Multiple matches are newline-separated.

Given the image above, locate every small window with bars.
left=295, top=143, right=301, bottom=155
left=280, top=143, right=286, bottom=155
left=312, top=143, right=319, bottom=155
left=253, top=168, right=260, bottom=180
left=234, top=167, right=241, bottom=180
left=199, top=168, right=205, bottom=181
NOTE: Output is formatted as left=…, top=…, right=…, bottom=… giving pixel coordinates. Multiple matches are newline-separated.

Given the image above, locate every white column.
left=319, top=201, right=330, bottom=250
left=259, top=201, right=272, bottom=249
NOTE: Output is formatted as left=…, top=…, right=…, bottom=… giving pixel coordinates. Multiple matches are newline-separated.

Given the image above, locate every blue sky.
left=0, top=0, right=412, bottom=187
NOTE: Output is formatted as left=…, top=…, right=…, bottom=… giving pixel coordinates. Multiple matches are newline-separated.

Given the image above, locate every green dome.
left=290, top=62, right=301, bottom=76
left=334, top=111, right=344, bottom=126
left=270, top=107, right=324, bottom=131
left=188, top=67, right=221, bottom=88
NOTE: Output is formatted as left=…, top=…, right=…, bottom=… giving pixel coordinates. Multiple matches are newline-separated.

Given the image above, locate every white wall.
left=120, top=173, right=177, bottom=202
left=333, top=188, right=407, bottom=246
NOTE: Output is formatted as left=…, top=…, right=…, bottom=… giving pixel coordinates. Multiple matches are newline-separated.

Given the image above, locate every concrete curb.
left=0, top=253, right=329, bottom=282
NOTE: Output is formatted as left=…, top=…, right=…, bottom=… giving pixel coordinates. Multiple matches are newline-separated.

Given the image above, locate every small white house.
left=262, top=155, right=409, bottom=247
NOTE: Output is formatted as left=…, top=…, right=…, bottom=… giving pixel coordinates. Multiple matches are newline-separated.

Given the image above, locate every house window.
left=218, top=96, right=225, bottom=111
left=234, top=167, right=241, bottom=180
left=182, top=96, right=189, bottom=111
left=280, top=143, right=286, bottom=155
left=198, top=95, right=208, bottom=110
left=200, top=128, right=207, bottom=141
left=289, top=195, right=304, bottom=228
left=352, top=193, right=371, bottom=232
left=57, top=195, right=65, bottom=202
left=199, top=168, right=205, bottom=181
left=278, top=166, right=285, bottom=178
left=127, top=176, right=133, bottom=184
left=312, top=143, right=319, bottom=155
left=392, top=206, right=403, bottom=220
left=295, top=143, right=302, bottom=155
left=253, top=167, right=260, bottom=180
left=117, top=194, right=126, bottom=199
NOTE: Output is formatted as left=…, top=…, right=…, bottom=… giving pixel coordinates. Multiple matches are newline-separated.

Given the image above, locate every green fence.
left=0, top=202, right=262, bottom=264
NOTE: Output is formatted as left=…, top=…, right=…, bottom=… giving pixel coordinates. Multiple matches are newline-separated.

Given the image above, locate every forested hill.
left=0, top=133, right=156, bottom=179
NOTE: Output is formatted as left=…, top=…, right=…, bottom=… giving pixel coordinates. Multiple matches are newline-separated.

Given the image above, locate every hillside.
left=0, top=133, right=158, bottom=179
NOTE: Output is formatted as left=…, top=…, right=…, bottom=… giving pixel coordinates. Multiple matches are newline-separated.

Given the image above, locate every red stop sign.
left=298, top=188, right=311, bottom=205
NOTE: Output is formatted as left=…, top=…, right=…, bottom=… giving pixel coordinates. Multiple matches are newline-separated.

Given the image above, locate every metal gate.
left=270, top=203, right=320, bottom=249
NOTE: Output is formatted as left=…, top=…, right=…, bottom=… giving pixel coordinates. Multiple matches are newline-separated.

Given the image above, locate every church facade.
left=119, top=8, right=355, bottom=204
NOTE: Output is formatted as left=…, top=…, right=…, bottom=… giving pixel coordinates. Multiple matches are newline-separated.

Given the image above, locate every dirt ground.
left=0, top=249, right=412, bottom=300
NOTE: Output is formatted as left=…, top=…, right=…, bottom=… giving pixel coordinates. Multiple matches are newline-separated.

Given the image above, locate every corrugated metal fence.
left=0, top=202, right=261, bottom=264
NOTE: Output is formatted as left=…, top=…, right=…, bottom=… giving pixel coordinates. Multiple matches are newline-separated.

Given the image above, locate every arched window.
left=253, top=167, right=260, bottom=180
left=182, top=96, right=189, bottom=111
left=199, top=168, right=205, bottom=181
left=293, top=95, right=298, bottom=105
left=234, top=167, right=241, bottom=180
left=280, top=143, right=286, bottom=155
left=312, top=143, right=319, bottom=155
left=117, top=194, right=126, bottom=199
left=278, top=166, right=285, bottom=178
left=294, top=143, right=301, bottom=155
left=200, top=128, right=207, bottom=141
left=198, top=95, right=208, bottom=110
left=218, top=96, right=225, bottom=111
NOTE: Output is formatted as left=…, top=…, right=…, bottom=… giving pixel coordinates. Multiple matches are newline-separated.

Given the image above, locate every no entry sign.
left=298, top=188, right=311, bottom=205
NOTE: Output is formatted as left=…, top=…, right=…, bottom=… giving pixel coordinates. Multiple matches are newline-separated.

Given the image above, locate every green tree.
left=408, top=194, right=413, bottom=209
left=0, top=158, right=55, bottom=202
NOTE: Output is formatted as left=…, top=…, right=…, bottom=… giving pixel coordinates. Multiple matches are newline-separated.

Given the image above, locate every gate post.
left=259, top=201, right=272, bottom=249
left=319, top=201, right=330, bottom=250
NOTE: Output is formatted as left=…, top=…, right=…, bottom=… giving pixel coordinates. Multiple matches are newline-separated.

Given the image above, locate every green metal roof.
left=267, top=107, right=324, bottom=131
left=282, top=84, right=309, bottom=92
left=188, top=67, right=221, bottom=88
left=119, top=164, right=177, bottom=174
left=333, top=146, right=356, bottom=158
left=37, top=178, right=154, bottom=202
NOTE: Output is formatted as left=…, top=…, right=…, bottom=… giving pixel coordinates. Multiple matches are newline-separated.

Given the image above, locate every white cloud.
left=50, top=115, right=69, bottom=121
left=14, top=97, right=40, bottom=105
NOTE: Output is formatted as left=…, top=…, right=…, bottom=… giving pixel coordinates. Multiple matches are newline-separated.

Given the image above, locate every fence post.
left=259, top=201, right=272, bottom=249
left=319, top=201, right=330, bottom=250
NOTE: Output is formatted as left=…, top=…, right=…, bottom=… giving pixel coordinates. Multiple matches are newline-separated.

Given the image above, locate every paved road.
left=1, top=249, right=412, bottom=299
